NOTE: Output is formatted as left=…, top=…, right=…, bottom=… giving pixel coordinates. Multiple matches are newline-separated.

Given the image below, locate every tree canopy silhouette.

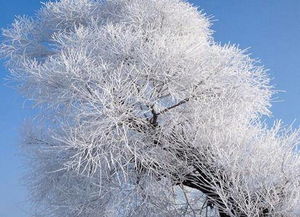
left=1, top=0, right=300, bottom=216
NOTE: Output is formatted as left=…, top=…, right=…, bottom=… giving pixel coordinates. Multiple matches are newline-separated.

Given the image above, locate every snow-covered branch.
left=1, top=0, right=300, bottom=216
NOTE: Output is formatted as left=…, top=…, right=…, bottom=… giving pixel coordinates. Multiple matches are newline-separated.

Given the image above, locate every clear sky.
left=0, top=0, right=299, bottom=216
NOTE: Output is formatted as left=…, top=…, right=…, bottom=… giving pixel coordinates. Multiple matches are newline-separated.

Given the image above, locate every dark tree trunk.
left=180, top=173, right=232, bottom=217
left=180, top=169, right=268, bottom=217
left=131, top=109, right=268, bottom=217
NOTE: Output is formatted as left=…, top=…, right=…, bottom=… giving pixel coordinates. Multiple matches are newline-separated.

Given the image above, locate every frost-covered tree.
left=1, top=0, right=300, bottom=216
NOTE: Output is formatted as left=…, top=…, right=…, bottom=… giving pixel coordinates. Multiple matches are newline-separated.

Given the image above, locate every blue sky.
left=0, top=0, right=299, bottom=216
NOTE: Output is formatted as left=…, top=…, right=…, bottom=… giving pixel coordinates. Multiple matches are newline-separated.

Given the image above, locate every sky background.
left=0, top=0, right=300, bottom=216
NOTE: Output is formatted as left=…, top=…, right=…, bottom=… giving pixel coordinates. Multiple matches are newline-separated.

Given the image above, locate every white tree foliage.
left=1, top=0, right=300, bottom=216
